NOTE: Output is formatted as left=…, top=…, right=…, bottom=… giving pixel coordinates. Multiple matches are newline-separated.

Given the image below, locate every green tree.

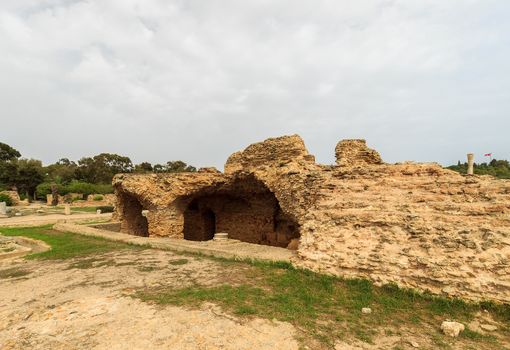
left=134, top=162, right=153, bottom=173
left=16, top=159, right=45, bottom=199
left=45, top=158, right=78, bottom=184
left=447, top=159, right=510, bottom=179
left=75, top=153, right=133, bottom=183
left=0, top=142, right=21, bottom=161
left=153, top=161, right=196, bottom=173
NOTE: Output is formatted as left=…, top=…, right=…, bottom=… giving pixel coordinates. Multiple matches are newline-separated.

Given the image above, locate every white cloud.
left=0, top=0, right=509, bottom=167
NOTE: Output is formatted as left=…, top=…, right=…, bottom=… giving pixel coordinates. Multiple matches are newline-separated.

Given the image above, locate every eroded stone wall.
left=113, top=135, right=510, bottom=302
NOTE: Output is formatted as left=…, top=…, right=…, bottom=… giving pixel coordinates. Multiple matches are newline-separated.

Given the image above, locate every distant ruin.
left=113, top=135, right=510, bottom=303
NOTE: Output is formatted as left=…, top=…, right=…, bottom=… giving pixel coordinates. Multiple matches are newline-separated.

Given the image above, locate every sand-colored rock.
left=113, top=135, right=510, bottom=302
left=441, top=321, right=465, bottom=337
left=0, top=191, right=20, bottom=206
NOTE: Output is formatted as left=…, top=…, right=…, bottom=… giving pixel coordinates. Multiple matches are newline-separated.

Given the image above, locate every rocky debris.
left=480, top=324, right=498, bottom=332
left=361, top=307, right=372, bottom=314
left=441, top=321, right=465, bottom=337
left=335, top=139, right=383, bottom=167
left=113, top=134, right=510, bottom=303
left=408, top=340, right=420, bottom=348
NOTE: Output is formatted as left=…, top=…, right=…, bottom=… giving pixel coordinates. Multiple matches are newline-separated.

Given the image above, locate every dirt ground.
left=0, top=249, right=298, bottom=350
left=1, top=244, right=508, bottom=350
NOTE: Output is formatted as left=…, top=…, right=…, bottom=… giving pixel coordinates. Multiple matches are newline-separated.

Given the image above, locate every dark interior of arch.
left=182, top=176, right=300, bottom=248
left=118, top=191, right=148, bottom=237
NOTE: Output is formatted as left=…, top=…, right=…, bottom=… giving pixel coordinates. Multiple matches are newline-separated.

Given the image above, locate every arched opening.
left=117, top=191, right=148, bottom=237
left=180, top=176, right=300, bottom=248
left=183, top=200, right=216, bottom=241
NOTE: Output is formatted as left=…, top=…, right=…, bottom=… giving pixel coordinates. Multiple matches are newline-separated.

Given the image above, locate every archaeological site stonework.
left=113, top=135, right=510, bottom=303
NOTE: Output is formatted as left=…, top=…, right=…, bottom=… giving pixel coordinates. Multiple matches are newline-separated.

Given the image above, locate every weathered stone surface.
left=335, top=139, right=382, bottom=167
left=441, top=321, right=465, bottom=337
left=225, top=134, right=315, bottom=174
left=0, top=202, right=7, bottom=216
left=113, top=134, right=510, bottom=303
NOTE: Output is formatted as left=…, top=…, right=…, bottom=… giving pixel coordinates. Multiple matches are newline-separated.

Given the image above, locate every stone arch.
left=177, top=175, right=300, bottom=247
left=116, top=190, right=149, bottom=237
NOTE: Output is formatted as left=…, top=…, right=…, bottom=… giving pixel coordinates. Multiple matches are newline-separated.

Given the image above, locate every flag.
left=484, top=153, right=492, bottom=157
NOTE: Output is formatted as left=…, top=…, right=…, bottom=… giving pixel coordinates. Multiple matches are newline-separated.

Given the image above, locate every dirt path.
left=0, top=249, right=298, bottom=350
left=0, top=213, right=112, bottom=227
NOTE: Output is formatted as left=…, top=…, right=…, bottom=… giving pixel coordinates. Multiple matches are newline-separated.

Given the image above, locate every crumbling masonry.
left=113, top=135, right=510, bottom=303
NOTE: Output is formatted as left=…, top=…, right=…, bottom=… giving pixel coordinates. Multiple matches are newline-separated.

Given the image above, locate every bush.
left=36, top=181, right=113, bottom=200
left=36, top=182, right=68, bottom=200
left=0, top=193, right=13, bottom=206
left=96, top=205, right=114, bottom=213
left=93, top=195, right=104, bottom=201
left=66, top=181, right=113, bottom=197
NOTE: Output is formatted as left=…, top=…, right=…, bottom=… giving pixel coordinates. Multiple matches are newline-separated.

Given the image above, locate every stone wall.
left=113, top=135, right=510, bottom=303
left=297, top=162, right=510, bottom=303
left=0, top=191, right=20, bottom=206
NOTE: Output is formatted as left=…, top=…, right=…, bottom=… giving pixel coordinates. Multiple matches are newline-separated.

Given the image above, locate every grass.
left=0, top=225, right=145, bottom=259
left=169, top=258, right=189, bottom=265
left=55, top=206, right=98, bottom=213
left=2, top=224, right=508, bottom=349
left=137, top=260, right=510, bottom=349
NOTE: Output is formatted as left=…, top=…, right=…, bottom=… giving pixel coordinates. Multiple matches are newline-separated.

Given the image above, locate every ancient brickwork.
left=335, top=139, right=383, bottom=167
left=113, top=135, right=510, bottom=302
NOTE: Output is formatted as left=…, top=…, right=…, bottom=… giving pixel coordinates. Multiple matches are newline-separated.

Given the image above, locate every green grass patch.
left=169, top=258, right=189, bottom=265
left=136, top=260, right=510, bottom=348
left=56, top=206, right=98, bottom=213
left=0, top=225, right=145, bottom=259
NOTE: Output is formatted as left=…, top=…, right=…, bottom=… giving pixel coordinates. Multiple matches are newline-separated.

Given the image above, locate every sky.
left=0, top=0, right=509, bottom=169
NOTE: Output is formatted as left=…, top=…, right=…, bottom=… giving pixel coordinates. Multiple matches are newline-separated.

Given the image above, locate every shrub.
left=36, top=181, right=113, bottom=200
left=0, top=193, right=13, bottom=206
left=96, top=205, right=114, bottom=213
left=36, top=182, right=68, bottom=200
left=93, top=194, right=104, bottom=201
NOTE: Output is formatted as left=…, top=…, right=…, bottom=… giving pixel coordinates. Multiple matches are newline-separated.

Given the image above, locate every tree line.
left=0, top=142, right=196, bottom=201
left=447, top=159, right=510, bottom=179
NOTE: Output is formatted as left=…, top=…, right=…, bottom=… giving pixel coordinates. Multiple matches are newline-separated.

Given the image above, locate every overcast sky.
left=1, top=0, right=509, bottom=169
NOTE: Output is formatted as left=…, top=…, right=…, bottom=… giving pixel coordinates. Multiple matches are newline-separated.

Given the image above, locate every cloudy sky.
left=1, top=0, right=509, bottom=169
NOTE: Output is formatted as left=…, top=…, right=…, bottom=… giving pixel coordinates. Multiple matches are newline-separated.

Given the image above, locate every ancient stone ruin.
left=113, top=135, right=510, bottom=303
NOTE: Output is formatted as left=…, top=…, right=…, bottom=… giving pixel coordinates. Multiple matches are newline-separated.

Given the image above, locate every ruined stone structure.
left=113, top=135, right=510, bottom=303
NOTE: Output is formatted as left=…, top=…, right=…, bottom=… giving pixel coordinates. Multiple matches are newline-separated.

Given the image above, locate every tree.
left=153, top=161, right=196, bottom=173
left=134, top=162, right=153, bottom=173
left=45, top=158, right=78, bottom=184
left=0, top=142, right=21, bottom=161
left=0, top=160, right=18, bottom=189
left=16, top=159, right=44, bottom=199
left=447, top=159, right=510, bottom=179
left=75, top=153, right=133, bottom=183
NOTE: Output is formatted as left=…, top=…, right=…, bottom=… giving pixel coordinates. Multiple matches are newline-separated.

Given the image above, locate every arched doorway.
left=183, top=200, right=216, bottom=241
left=117, top=191, right=149, bottom=237
left=180, top=176, right=300, bottom=247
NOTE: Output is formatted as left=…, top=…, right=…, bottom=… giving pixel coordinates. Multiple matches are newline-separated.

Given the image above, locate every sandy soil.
left=0, top=213, right=112, bottom=227
left=0, top=249, right=298, bottom=350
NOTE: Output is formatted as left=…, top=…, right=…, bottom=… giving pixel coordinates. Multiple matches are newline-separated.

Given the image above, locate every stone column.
left=467, top=153, right=474, bottom=175
left=64, top=204, right=71, bottom=215
left=0, top=202, right=7, bottom=217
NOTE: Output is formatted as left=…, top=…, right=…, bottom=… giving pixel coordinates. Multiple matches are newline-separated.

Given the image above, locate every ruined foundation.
left=113, top=135, right=510, bottom=303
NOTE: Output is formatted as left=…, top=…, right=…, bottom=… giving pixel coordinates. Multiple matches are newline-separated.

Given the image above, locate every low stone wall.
left=46, top=193, right=115, bottom=207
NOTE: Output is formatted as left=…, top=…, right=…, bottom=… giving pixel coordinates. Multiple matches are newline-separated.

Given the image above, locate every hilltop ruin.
left=113, top=135, right=510, bottom=303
